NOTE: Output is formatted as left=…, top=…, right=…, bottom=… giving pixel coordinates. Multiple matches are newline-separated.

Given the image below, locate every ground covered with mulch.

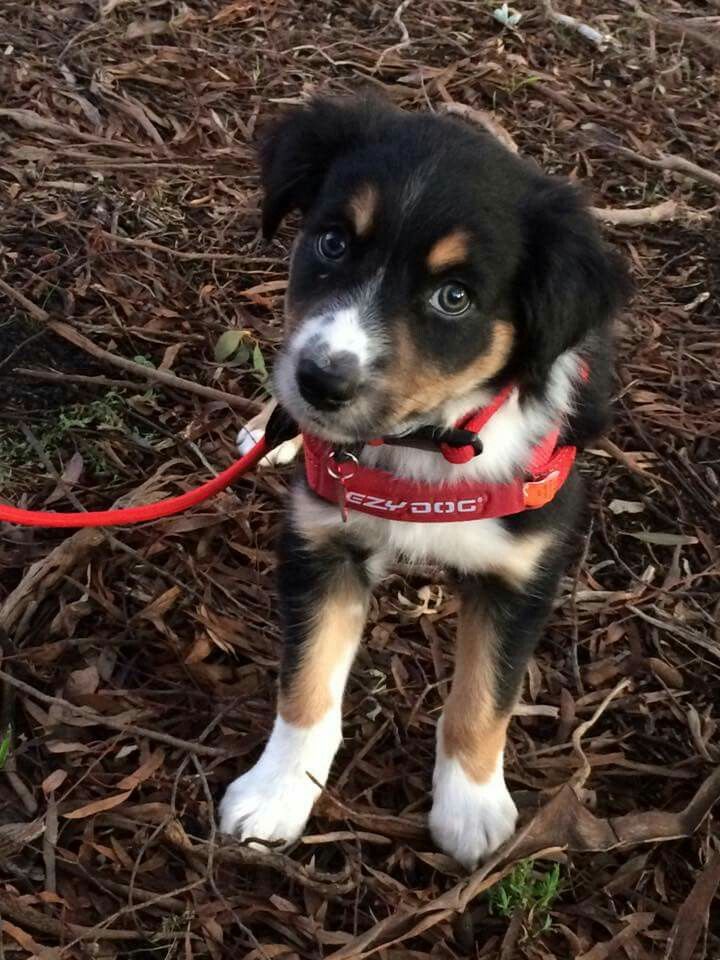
left=1, top=1, right=719, bottom=957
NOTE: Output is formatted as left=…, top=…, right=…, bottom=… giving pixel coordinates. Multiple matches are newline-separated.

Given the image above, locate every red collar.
left=302, top=386, right=577, bottom=523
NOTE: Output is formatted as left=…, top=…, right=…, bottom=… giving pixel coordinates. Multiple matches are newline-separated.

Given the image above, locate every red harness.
left=304, top=386, right=577, bottom=523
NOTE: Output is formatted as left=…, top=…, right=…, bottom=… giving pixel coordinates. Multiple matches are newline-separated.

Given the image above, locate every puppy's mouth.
left=273, top=353, right=395, bottom=444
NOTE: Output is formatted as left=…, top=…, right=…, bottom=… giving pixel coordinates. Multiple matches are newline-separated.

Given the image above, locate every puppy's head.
left=262, top=95, right=628, bottom=443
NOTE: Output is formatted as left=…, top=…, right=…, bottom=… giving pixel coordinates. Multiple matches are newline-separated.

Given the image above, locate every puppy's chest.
left=353, top=441, right=525, bottom=572
left=294, top=482, right=541, bottom=582
left=367, top=512, right=514, bottom=572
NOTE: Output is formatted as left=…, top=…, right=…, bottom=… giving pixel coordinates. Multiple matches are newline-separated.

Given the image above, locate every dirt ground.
left=1, top=1, right=719, bottom=957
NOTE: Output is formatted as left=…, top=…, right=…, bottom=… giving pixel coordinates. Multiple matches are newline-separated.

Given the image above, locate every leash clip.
left=326, top=451, right=359, bottom=523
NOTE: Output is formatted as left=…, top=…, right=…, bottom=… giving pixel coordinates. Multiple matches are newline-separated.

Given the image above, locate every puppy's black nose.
left=296, top=350, right=362, bottom=410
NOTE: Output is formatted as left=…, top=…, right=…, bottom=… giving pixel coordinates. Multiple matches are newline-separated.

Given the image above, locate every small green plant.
left=0, top=725, right=12, bottom=770
left=214, top=329, right=269, bottom=383
left=488, top=860, right=563, bottom=937
left=509, top=74, right=542, bottom=95
left=0, top=434, right=34, bottom=487
left=132, top=354, right=156, bottom=369
left=0, top=391, right=157, bottom=489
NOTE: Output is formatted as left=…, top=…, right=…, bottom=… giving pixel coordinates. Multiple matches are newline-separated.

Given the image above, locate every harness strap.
left=440, top=384, right=514, bottom=463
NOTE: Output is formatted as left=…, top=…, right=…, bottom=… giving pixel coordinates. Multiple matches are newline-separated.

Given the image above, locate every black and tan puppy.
left=219, top=95, right=628, bottom=868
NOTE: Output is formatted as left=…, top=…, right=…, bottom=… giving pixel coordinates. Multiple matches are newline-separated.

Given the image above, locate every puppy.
left=219, top=95, right=628, bottom=869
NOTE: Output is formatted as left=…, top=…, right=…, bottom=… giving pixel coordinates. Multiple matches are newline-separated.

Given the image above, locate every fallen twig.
left=627, top=606, right=720, bottom=662
left=373, top=0, right=414, bottom=71
left=439, top=102, right=519, bottom=154
left=540, top=0, right=614, bottom=49
left=606, top=145, right=720, bottom=193
left=0, top=280, right=260, bottom=415
left=570, top=678, right=631, bottom=790
left=0, top=669, right=228, bottom=757
left=595, top=437, right=663, bottom=484
left=94, top=227, right=254, bottom=262
left=59, top=880, right=207, bottom=953
left=428, top=113, right=709, bottom=226
left=169, top=833, right=358, bottom=896
left=589, top=199, right=710, bottom=225
left=0, top=277, right=49, bottom=324
left=0, top=107, right=149, bottom=154
left=49, top=321, right=261, bottom=415
left=11, top=367, right=150, bottom=392
left=629, top=2, right=720, bottom=61
left=0, top=891, right=142, bottom=940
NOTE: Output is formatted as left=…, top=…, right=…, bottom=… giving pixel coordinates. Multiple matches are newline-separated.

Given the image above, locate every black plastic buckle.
left=381, top=425, right=483, bottom=457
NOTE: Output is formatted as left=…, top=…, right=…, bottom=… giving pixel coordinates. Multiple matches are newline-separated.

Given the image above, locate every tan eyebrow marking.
left=347, top=183, right=378, bottom=238
left=427, top=229, right=470, bottom=272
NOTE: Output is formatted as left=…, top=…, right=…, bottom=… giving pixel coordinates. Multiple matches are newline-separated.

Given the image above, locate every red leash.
left=1, top=366, right=588, bottom=530
left=0, top=436, right=268, bottom=529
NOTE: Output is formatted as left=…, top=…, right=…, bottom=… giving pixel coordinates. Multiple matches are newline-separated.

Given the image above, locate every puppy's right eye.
left=429, top=282, right=472, bottom=317
left=316, top=229, right=348, bottom=261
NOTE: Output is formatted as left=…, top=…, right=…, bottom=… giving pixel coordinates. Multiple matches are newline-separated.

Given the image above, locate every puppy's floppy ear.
left=516, top=180, right=630, bottom=386
left=259, top=95, right=392, bottom=239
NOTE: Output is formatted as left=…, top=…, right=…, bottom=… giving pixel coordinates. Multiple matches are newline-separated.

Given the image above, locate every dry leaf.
left=576, top=913, right=655, bottom=960
left=42, top=770, right=68, bottom=795
left=117, top=748, right=165, bottom=790
left=63, top=790, right=132, bottom=820
left=64, top=665, right=100, bottom=700
left=609, top=499, right=645, bottom=515
left=627, top=532, right=699, bottom=546
left=665, top=851, right=720, bottom=960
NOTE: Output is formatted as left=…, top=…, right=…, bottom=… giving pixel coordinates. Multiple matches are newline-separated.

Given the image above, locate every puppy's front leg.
left=219, top=517, right=375, bottom=846
left=430, top=564, right=560, bottom=869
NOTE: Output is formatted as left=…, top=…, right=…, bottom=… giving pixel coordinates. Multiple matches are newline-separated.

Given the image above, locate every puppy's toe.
left=429, top=756, right=518, bottom=871
left=218, top=763, right=318, bottom=847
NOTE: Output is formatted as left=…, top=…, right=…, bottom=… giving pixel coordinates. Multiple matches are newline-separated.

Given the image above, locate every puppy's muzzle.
left=296, top=349, right=363, bottom=411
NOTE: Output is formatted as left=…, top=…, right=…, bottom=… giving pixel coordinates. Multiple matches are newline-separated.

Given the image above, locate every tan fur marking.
left=442, top=602, right=510, bottom=783
left=278, top=579, right=366, bottom=727
left=427, top=230, right=470, bottom=272
left=490, top=531, right=552, bottom=590
left=347, top=183, right=378, bottom=238
left=390, top=319, right=515, bottom=421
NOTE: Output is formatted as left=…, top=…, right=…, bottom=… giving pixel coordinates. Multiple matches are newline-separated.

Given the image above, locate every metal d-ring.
left=326, top=450, right=359, bottom=481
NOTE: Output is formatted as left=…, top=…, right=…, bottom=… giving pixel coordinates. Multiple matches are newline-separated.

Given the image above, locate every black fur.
left=494, top=471, right=586, bottom=709
left=515, top=182, right=631, bottom=392
left=260, top=96, right=393, bottom=240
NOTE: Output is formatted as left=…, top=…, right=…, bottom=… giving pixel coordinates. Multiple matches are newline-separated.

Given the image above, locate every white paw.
left=218, top=762, right=318, bottom=846
left=218, top=715, right=340, bottom=847
left=236, top=426, right=301, bottom=468
left=429, top=751, right=518, bottom=870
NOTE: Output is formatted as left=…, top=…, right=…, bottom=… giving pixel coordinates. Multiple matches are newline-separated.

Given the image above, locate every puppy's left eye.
left=429, top=282, right=472, bottom=317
